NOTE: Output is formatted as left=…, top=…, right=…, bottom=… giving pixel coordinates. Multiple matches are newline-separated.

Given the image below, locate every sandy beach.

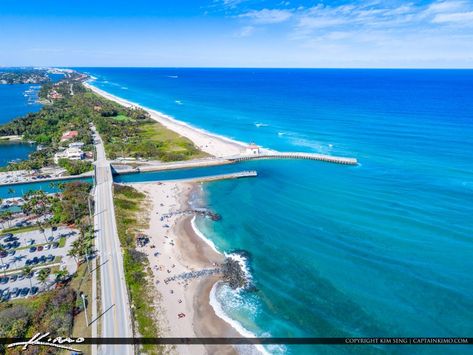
left=132, top=182, right=240, bottom=355
left=84, top=82, right=247, bottom=158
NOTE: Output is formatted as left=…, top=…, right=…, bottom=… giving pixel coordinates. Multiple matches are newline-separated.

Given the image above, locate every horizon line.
left=2, top=65, right=473, bottom=70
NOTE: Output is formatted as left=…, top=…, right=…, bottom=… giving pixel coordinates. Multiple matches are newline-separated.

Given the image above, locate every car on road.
left=29, top=246, right=37, bottom=253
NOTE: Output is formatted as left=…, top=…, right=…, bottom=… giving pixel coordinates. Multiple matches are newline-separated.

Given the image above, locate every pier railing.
left=229, top=152, right=358, bottom=165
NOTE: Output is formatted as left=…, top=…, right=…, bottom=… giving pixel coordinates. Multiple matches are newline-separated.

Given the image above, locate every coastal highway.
left=93, top=127, right=134, bottom=355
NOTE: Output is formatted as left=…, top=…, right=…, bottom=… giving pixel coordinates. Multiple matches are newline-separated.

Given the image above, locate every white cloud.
left=239, top=9, right=293, bottom=24
left=425, top=0, right=468, bottom=14
left=220, top=0, right=248, bottom=9
left=235, top=25, right=255, bottom=37
left=432, top=10, right=473, bottom=23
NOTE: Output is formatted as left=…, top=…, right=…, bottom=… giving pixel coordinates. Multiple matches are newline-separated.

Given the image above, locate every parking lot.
left=0, top=226, right=79, bottom=300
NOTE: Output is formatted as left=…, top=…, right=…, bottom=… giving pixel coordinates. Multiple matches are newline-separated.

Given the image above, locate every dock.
left=229, top=152, right=358, bottom=165
left=124, top=170, right=257, bottom=184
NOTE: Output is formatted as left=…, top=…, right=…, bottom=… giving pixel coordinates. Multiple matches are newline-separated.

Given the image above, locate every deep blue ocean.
left=75, top=69, right=473, bottom=353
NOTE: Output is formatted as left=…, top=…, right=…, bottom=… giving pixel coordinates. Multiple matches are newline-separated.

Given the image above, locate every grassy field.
left=113, top=184, right=164, bottom=355
left=113, top=114, right=134, bottom=122
left=2, top=225, right=39, bottom=234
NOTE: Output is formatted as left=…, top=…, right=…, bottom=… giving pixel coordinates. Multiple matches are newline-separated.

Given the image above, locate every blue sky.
left=1, top=0, right=472, bottom=68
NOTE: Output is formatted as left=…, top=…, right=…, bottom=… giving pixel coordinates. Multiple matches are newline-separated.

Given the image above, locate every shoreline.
left=132, top=182, right=243, bottom=355
left=84, top=81, right=249, bottom=158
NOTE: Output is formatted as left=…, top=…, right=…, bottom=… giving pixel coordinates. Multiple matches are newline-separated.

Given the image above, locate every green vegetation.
left=0, top=287, right=75, bottom=354
left=58, top=158, right=93, bottom=175
left=1, top=224, right=39, bottom=234
left=51, top=181, right=93, bottom=224
left=90, top=93, right=206, bottom=161
left=113, top=184, right=161, bottom=353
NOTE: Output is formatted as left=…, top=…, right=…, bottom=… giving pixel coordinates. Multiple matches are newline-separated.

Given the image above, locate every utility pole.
left=81, top=292, right=89, bottom=326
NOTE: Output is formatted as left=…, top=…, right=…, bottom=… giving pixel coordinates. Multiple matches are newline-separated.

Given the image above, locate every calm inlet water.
left=0, top=84, right=41, bottom=165
left=87, top=68, right=473, bottom=354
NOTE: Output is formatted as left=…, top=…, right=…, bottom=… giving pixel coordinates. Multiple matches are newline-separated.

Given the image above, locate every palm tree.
left=36, top=221, right=48, bottom=244
left=0, top=246, right=7, bottom=277
left=4, top=211, right=13, bottom=229
left=22, top=265, right=33, bottom=289
left=37, top=268, right=51, bottom=290
left=54, top=268, right=69, bottom=285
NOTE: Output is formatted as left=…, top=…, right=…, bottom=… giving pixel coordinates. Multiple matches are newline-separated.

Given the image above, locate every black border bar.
left=1, top=338, right=472, bottom=345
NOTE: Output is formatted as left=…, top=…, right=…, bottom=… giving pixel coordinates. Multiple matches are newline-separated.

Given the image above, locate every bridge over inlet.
left=228, top=152, right=358, bottom=165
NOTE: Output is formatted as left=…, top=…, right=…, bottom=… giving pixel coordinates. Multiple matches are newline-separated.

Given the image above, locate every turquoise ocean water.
left=88, top=69, right=473, bottom=353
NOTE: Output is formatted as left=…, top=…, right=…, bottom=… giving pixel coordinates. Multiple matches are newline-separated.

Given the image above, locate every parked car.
left=20, top=288, right=29, bottom=297
left=29, top=246, right=37, bottom=253
left=32, top=257, right=39, bottom=265
left=9, top=274, right=17, bottom=282
left=39, top=256, right=46, bottom=263
left=52, top=242, right=59, bottom=249
left=44, top=244, right=51, bottom=250
left=0, top=264, right=9, bottom=271
left=31, top=286, right=39, bottom=295
left=1, top=291, right=10, bottom=301
left=37, top=246, right=44, bottom=252
left=8, top=250, right=15, bottom=256
left=46, top=255, right=54, bottom=262
left=25, top=259, right=32, bottom=266
left=18, top=274, right=25, bottom=281
left=11, top=287, right=18, bottom=298
left=0, top=277, right=8, bottom=284
left=48, top=236, right=54, bottom=242
left=0, top=251, right=7, bottom=258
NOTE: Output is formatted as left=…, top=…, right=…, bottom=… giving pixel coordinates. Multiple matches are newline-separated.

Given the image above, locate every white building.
left=54, top=147, right=84, bottom=164
left=245, top=143, right=260, bottom=155
left=69, top=142, right=85, bottom=149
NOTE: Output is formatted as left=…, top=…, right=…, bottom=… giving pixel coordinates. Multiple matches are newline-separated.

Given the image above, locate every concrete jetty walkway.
left=229, top=152, right=358, bottom=165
